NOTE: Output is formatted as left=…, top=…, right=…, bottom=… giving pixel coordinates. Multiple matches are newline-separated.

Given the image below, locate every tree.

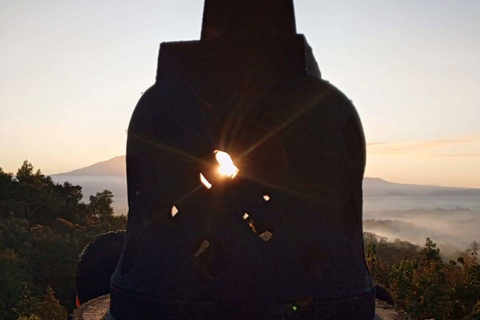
left=418, top=237, right=442, bottom=265
left=29, top=286, right=67, bottom=320
left=0, top=162, right=126, bottom=316
left=377, top=237, right=480, bottom=319
left=89, top=190, right=114, bottom=218
left=18, top=315, right=42, bottom=320
left=15, top=285, right=66, bottom=320
left=0, top=249, right=27, bottom=320
left=366, top=240, right=377, bottom=277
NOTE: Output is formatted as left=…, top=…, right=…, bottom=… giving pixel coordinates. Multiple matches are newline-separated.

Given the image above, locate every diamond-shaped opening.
left=194, top=239, right=230, bottom=279
left=200, top=173, right=212, bottom=189
left=241, top=193, right=285, bottom=242
left=194, top=240, right=210, bottom=258
left=171, top=205, right=179, bottom=217
left=245, top=217, right=258, bottom=234
left=259, top=230, right=273, bottom=242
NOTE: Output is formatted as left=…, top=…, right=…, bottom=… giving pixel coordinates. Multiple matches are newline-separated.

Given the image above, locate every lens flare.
left=199, top=150, right=238, bottom=188
left=215, top=150, right=239, bottom=178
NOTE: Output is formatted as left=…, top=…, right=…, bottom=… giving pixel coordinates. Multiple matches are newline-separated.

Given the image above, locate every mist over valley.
left=51, top=156, right=480, bottom=253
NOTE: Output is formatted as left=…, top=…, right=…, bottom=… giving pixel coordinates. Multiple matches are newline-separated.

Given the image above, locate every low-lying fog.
left=363, top=206, right=480, bottom=255
left=51, top=175, right=479, bottom=255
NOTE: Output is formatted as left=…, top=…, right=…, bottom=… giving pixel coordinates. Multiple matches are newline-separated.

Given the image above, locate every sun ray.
left=236, top=171, right=318, bottom=203
left=130, top=133, right=210, bottom=166
left=147, top=184, right=202, bottom=224
left=238, top=88, right=333, bottom=160
left=177, top=185, right=203, bottom=204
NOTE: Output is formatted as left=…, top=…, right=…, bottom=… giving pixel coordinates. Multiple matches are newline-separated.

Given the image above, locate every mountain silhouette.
left=52, top=156, right=126, bottom=177
left=52, top=156, right=479, bottom=197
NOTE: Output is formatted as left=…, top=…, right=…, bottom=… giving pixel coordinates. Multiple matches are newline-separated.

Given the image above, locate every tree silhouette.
left=0, top=161, right=126, bottom=318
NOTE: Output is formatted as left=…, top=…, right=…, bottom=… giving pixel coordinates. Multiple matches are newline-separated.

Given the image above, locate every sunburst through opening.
left=214, top=150, right=239, bottom=178
left=200, top=150, right=239, bottom=188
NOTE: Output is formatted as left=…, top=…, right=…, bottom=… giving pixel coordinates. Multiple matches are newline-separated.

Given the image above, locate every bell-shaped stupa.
left=110, top=1, right=375, bottom=318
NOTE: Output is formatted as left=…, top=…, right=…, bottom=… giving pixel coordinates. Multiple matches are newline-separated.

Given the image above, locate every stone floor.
left=374, top=299, right=411, bottom=320
left=73, top=296, right=410, bottom=320
left=73, top=295, right=110, bottom=320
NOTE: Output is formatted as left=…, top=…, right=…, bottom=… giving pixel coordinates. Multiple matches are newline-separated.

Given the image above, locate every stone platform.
left=73, top=296, right=410, bottom=320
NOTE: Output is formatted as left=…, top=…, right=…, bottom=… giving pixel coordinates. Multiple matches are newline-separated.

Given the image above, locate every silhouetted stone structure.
left=76, top=231, right=125, bottom=305
left=110, top=0, right=375, bottom=318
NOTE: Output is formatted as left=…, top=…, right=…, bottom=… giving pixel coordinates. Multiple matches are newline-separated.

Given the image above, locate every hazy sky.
left=1, top=0, right=479, bottom=188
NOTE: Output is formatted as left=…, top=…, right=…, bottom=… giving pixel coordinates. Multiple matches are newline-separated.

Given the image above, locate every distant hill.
left=384, top=190, right=408, bottom=196
left=52, top=156, right=126, bottom=177
left=362, top=177, right=479, bottom=196
left=427, top=189, right=480, bottom=197
left=52, top=156, right=479, bottom=197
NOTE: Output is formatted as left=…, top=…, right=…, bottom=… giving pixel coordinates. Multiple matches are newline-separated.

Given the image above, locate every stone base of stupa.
left=73, top=295, right=410, bottom=320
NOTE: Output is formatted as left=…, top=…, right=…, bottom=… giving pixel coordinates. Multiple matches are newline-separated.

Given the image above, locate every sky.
left=0, top=0, right=479, bottom=188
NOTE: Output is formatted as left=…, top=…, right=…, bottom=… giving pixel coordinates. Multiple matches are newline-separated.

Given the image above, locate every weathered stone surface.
left=374, top=300, right=412, bottom=320
left=76, top=232, right=125, bottom=304
left=109, top=0, right=374, bottom=319
left=74, top=296, right=409, bottom=320
left=73, top=295, right=110, bottom=320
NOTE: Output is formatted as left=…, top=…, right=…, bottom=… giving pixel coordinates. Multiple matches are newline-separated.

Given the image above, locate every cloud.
left=435, top=153, right=480, bottom=158
left=367, top=135, right=480, bottom=159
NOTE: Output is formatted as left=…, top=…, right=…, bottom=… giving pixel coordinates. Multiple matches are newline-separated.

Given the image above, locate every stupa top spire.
left=201, top=0, right=297, bottom=40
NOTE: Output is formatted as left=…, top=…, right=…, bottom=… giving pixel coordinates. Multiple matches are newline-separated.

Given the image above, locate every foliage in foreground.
left=366, top=233, right=480, bottom=320
left=0, top=161, right=126, bottom=320
left=1, top=161, right=479, bottom=320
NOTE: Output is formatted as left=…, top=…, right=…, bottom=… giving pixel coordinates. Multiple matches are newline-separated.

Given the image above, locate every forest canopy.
left=0, top=162, right=479, bottom=319
left=0, top=161, right=126, bottom=320
left=365, top=233, right=480, bottom=320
